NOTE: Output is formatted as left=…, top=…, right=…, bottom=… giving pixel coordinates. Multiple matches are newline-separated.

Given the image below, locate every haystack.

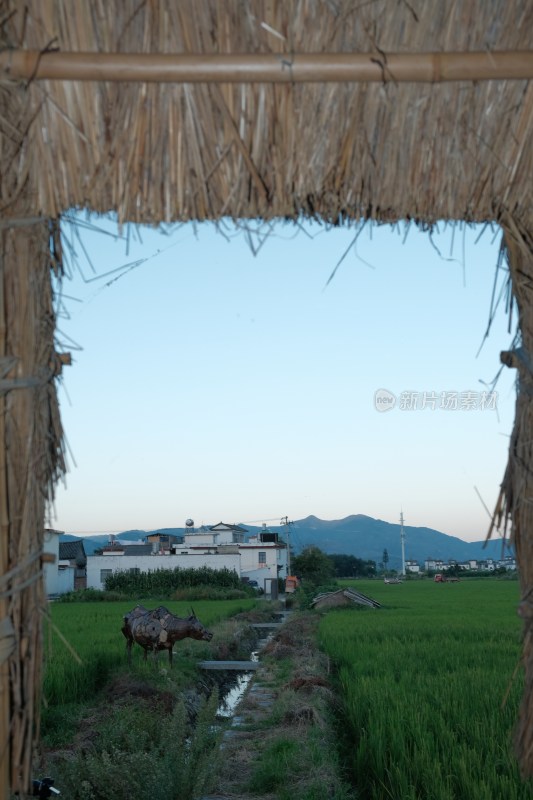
left=0, top=1, right=532, bottom=793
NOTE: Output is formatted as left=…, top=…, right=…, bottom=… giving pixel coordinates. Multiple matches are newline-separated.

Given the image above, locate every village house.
left=422, top=555, right=517, bottom=573
left=501, top=556, right=518, bottom=570
left=85, top=522, right=288, bottom=592
left=43, top=531, right=88, bottom=595
left=43, top=529, right=62, bottom=596
left=59, top=539, right=87, bottom=593
left=424, top=558, right=446, bottom=573
left=145, top=531, right=184, bottom=550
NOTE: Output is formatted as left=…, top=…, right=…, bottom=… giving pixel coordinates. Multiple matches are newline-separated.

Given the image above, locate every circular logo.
left=374, top=388, right=396, bottom=412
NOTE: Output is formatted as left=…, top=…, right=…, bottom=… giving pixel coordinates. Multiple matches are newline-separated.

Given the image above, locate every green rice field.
left=318, top=578, right=530, bottom=800
left=43, top=598, right=256, bottom=708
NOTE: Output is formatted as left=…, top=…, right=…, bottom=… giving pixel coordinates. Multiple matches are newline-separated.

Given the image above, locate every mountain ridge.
left=59, top=514, right=512, bottom=568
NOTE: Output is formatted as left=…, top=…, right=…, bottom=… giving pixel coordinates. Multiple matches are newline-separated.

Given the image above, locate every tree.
left=292, top=546, right=335, bottom=587
left=328, top=554, right=377, bottom=578
left=382, top=549, right=389, bottom=571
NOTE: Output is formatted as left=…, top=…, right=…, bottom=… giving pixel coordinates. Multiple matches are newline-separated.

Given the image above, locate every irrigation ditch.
left=36, top=603, right=354, bottom=800
left=199, top=606, right=355, bottom=800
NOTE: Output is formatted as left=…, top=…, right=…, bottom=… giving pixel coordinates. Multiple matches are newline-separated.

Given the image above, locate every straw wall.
left=498, top=220, right=533, bottom=777
left=0, top=0, right=533, bottom=790
left=0, top=221, right=65, bottom=796
left=1, top=14, right=65, bottom=793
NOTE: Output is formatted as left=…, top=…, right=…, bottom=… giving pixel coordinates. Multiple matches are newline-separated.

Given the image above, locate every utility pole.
left=400, top=511, right=406, bottom=576
left=281, top=515, right=292, bottom=576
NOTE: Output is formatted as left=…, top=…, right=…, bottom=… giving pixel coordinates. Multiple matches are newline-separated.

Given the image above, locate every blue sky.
left=49, top=216, right=516, bottom=543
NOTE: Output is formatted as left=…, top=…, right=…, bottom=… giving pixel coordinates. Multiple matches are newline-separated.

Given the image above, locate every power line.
left=56, top=517, right=286, bottom=534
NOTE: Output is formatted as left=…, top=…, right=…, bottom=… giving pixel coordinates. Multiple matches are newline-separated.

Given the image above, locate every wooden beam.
left=0, top=235, right=10, bottom=800
left=0, top=50, right=532, bottom=84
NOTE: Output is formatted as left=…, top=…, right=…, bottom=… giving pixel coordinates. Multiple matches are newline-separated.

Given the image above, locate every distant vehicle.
left=434, top=573, right=460, bottom=583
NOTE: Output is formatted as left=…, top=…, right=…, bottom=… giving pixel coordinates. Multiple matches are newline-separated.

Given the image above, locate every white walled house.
left=176, top=523, right=287, bottom=588
left=499, top=556, right=517, bottom=570
left=86, top=522, right=287, bottom=591
left=59, top=540, right=87, bottom=590
left=43, top=529, right=62, bottom=596
left=424, top=558, right=445, bottom=572
left=477, top=559, right=496, bottom=571
left=201, top=522, right=246, bottom=543
left=44, top=534, right=87, bottom=596
left=239, top=536, right=288, bottom=585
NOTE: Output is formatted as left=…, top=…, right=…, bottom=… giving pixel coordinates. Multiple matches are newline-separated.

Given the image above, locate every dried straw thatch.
left=0, top=220, right=65, bottom=795
left=0, top=1, right=532, bottom=226
left=311, top=587, right=381, bottom=609
left=0, top=0, right=532, bottom=793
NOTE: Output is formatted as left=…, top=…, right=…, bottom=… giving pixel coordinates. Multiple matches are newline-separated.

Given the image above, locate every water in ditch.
left=215, top=638, right=267, bottom=719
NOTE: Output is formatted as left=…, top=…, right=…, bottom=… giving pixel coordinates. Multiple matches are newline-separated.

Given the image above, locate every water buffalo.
left=121, top=605, right=213, bottom=666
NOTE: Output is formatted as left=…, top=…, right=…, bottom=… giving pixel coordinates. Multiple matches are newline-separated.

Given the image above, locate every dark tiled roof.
left=209, top=522, right=248, bottom=533
left=59, top=540, right=86, bottom=562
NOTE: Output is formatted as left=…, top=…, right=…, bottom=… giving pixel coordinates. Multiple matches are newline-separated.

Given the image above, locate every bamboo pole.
left=0, top=50, right=532, bottom=84
left=0, top=232, right=10, bottom=800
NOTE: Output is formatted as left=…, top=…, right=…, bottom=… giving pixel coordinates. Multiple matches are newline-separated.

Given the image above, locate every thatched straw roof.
left=312, top=588, right=381, bottom=609
left=1, top=0, right=533, bottom=794
left=1, top=0, right=532, bottom=227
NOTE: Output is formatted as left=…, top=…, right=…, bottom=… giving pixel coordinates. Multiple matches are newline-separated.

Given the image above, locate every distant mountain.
left=59, top=529, right=183, bottom=555
left=60, top=515, right=512, bottom=567
left=286, top=514, right=512, bottom=569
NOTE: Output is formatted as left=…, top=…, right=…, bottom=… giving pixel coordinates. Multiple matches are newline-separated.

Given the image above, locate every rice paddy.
left=318, top=578, right=530, bottom=800
left=42, top=583, right=533, bottom=799
left=42, top=598, right=256, bottom=708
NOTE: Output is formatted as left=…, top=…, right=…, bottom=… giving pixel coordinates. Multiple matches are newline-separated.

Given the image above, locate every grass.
left=46, top=690, right=223, bottom=800
left=39, top=598, right=265, bottom=799
left=223, top=611, right=357, bottom=800
left=42, top=598, right=257, bottom=705
left=318, top=579, right=530, bottom=800
left=248, top=737, right=299, bottom=793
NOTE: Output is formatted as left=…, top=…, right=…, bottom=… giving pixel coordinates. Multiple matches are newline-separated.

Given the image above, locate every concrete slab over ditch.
left=199, top=660, right=259, bottom=671
left=249, top=622, right=282, bottom=629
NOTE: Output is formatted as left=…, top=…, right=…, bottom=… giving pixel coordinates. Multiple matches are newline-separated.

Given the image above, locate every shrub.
left=105, top=566, right=243, bottom=596
left=172, top=586, right=252, bottom=601
left=52, top=694, right=222, bottom=800
left=57, top=588, right=127, bottom=602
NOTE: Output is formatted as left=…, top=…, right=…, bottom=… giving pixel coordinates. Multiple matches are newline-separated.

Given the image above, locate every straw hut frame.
left=0, top=1, right=532, bottom=794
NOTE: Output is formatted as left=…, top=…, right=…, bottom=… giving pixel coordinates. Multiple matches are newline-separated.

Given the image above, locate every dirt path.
left=201, top=611, right=355, bottom=800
